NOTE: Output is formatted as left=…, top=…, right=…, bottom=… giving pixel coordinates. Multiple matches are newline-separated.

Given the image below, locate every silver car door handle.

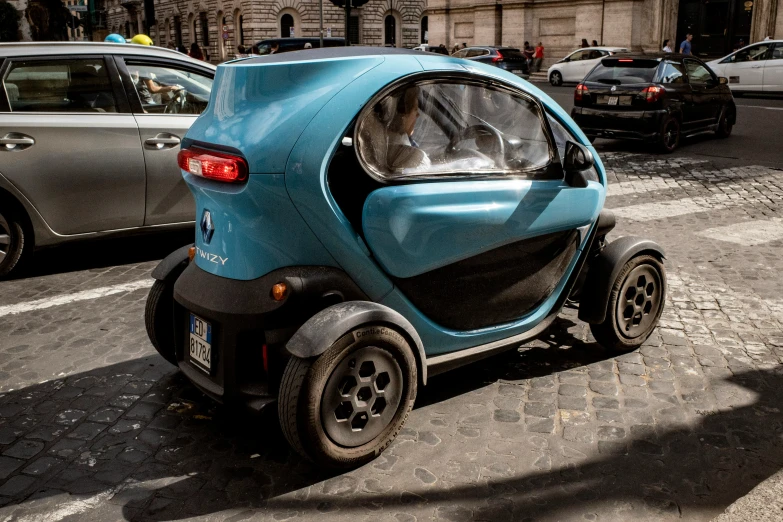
left=0, top=134, right=35, bottom=150
left=145, top=134, right=181, bottom=149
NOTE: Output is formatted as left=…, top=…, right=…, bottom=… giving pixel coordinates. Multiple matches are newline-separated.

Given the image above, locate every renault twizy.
left=145, top=48, right=666, bottom=468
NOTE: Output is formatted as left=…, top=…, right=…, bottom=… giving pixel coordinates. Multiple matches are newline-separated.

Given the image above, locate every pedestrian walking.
left=679, top=33, right=693, bottom=55
left=533, top=42, right=544, bottom=72
left=451, top=44, right=461, bottom=54
left=591, top=39, right=599, bottom=46
left=189, top=42, right=205, bottom=61
left=523, top=41, right=534, bottom=69
left=662, top=39, right=672, bottom=53
left=581, top=38, right=589, bottom=48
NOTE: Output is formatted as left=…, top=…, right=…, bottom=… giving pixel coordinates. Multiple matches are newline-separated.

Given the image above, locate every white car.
left=706, top=40, right=783, bottom=94
left=548, top=47, right=628, bottom=86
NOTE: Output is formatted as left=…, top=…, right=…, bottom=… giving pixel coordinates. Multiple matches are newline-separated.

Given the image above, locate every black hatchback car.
left=571, top=54, right=736, bottom=152
left=452, top=46, right=530, bottom=78
left=253, top=37, right=346, bottom=54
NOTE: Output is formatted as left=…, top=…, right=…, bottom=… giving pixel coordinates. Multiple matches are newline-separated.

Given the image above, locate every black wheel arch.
left=151, top=243, right=193, bottom=282
left=578, top=236, right=666, bottom=325
left=285, top=301, right=428, bottom=386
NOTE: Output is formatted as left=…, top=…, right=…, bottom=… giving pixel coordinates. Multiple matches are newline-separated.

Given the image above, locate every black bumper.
left=571, top=107, right=666, bottom=142
left=172, top=263, right=366, bottom=410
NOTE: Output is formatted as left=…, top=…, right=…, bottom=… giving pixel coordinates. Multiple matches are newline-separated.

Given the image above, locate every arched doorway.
left=420, top=16, right=428, bottom=43
left=384, top=15, right=396, bottom=46
left=281, top=13, right=294, bottom=37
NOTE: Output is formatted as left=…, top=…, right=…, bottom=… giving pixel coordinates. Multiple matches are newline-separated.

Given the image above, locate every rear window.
left=585, top=58, right=660, bottom=85
left=499, top=48, right=526, bottom=59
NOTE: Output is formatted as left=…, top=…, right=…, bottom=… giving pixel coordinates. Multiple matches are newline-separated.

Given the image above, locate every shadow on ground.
left=0, top=321, right=780, bottom=521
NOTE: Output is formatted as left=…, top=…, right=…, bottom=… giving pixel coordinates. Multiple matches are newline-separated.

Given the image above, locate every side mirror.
left=719, top=76, right=729, bottom=85
left=564, top=141, right=594, bottom=188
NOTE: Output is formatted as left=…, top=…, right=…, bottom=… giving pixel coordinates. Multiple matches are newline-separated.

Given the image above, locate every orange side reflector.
left=188, top=246, right=195, bottom=262
left=271, top=282, right=287, bottom=301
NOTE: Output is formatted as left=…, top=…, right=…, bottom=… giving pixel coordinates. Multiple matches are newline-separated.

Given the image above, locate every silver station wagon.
left=0, top=42, right=215, bottom=277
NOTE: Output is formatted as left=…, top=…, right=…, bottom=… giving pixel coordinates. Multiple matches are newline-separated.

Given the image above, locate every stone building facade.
left=428, top=0, right=783, bottom=64
left=99, top=0, right=428, bottom=61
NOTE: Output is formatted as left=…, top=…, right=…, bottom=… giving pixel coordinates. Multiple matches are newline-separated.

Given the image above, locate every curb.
left=713, top=468, right=783, bottom=521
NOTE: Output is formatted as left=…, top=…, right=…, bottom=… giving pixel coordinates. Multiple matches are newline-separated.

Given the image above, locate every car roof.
left=239, top=46, right=421, bottom=65
left=608, top=52, right=704, bottom=62
left=0, top=42, right=215, bottom=68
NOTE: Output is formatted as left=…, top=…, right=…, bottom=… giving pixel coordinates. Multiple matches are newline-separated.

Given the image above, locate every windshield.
left=586, top=59, right=659, bottom=85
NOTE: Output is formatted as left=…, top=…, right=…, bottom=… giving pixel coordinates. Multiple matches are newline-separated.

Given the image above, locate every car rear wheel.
left=715, top=108, right=733, bottom=138
left=145, top=279, right=179, bottom=366
left=549, top=71, right=563, bottom=86
left=658, top=115, right=680, bottom=153
left=590, top=255, right=666, bottom=352
left=278, top=325, right=417, bottom=468
left=0, top=205, right=31, bottom=279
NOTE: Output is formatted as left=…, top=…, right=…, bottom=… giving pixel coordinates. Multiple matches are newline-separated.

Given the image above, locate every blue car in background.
left=145, top=48, right=667, bottom=468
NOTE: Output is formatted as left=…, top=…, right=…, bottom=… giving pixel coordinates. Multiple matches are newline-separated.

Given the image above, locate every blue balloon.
left=104, top=33, right=126, bottom=44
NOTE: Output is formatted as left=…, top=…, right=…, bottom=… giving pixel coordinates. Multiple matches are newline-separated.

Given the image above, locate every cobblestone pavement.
left=0, top=153, right=782, bottom=521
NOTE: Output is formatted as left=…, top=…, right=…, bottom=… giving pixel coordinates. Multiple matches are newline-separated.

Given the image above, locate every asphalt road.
left=535, top=82, right=783, bottom=168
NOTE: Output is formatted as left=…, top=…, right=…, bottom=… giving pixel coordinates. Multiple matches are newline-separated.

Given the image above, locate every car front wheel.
left=715, top=107, right=734, bottom=138
left=590, top=254, right=666, bottom=352
left=0, top=205, right=31, bottom=279
left=549, top=71, right=563, bottom=86
left=279, top=325, right=417, bottom=468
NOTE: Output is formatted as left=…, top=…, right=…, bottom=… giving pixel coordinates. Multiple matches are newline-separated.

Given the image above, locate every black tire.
left=590, top=255, right=666, bottom=353
left=145, top=279, right=178, bottom=366
left=278, top=325, right=417, bottom=469
left=0, top=204, right=31, bottom=279
left=657, top=115, right=680, bottom=153
left=715, top=107, right=734, bottom=138
left=549, top=71, right=563, bottom=86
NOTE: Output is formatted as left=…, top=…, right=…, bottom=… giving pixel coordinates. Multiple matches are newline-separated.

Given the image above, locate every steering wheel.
left=164, top=89, right=187, bottom=114
left=448, top=124, right=505, bottom=165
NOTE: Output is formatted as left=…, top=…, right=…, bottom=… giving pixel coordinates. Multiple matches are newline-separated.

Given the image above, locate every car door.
left=357, top=78, right=602, bottom=331
left=684, top=59, right=721, bottom=124
left=763, top=44, right=783, bottom=92
left=562, top=51, right=586, bottom=81
left=116, top=57, right=214, bottom=226
left=723, top=43, right=773, bottom=91
left=0, top=55, right=145, bottom=235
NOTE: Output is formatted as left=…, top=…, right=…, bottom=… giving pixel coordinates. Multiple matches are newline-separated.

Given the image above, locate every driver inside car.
left=129, top=67, right=183, bottom=106
left=384, top=86, right=431, bottom=172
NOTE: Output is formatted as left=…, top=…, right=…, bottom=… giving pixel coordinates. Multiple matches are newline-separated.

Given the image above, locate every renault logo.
left=200, top=209, right=214, bottom=244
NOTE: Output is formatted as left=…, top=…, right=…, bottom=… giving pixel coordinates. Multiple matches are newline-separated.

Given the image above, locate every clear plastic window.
left=355, top=80, right=554, bottom=181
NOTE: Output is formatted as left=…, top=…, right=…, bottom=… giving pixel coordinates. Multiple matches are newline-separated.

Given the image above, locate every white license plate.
left=608, top=96, right=619, bottom=106
left=512, top=70, right=523, bottom=73
left=189, top=314, right=212, bottom=373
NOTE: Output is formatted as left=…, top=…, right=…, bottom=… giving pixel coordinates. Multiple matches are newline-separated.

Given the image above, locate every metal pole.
left=344, top=0, right=350, bottom=46
left=320, top=0, right=324, bottom=47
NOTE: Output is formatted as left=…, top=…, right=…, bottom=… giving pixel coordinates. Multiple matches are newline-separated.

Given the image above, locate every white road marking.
left=697, top=219, right=783, bottom=246
left=738, top=106, right=783, bottom=111
left=0, top=279, right=153, bottom=317
left=610, top=195, right=729, bottom=221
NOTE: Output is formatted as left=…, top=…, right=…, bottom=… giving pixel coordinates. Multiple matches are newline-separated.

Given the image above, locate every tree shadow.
left=0, top=329, right=780, bottom=521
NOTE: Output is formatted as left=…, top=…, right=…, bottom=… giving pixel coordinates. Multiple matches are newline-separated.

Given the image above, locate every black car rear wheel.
left=658, top=115, right=680, bottom=153
left=0, top=205, right=31, bottom=279
left=549, top=71, right=563, bottom=86
left=715, top=108, right=734, bottom=138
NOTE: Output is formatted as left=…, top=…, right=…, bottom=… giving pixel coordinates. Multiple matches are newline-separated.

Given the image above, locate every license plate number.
left=608, top=96, right=619, bottom=106
left=189, top=314, right=212, bottom=373
left=512, top=69, right=522, bottom=73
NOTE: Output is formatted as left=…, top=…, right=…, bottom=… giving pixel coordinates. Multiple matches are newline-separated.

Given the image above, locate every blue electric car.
left=145, top=48, right=666, bottom=468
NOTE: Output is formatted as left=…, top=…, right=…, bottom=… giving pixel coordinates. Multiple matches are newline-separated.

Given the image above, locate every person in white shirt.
left=662, top=39, right=673, bottom=53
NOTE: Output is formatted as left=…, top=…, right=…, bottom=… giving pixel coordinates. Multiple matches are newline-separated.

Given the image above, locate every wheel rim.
left=615, top=264, right=663, bottom=339
left=552, top=72, right=561, bottom=85
left=321, top=346, right=404, bottom=447
left=663, top=120, right=678, bottom=149
left=0, top=212, right=10, bottom=264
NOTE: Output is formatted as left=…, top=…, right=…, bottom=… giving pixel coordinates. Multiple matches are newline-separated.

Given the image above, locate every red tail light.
left=575, top=83, right=589, bottom=102
left=492, top=50, right=504, bottom=63
left=641, top=85, right=663, bottom=103
left=177, top=147, right=248, bottom=183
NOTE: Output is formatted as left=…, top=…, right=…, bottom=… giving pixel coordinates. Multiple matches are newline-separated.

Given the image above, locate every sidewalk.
left=713, top=469, right=783, bottom=522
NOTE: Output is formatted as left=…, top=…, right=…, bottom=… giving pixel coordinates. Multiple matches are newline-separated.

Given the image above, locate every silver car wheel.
left=0, top=212, right=10, bottom=264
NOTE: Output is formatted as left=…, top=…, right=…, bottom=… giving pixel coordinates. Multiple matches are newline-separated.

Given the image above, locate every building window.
left=200, top=12, right=209, bottom=46
left=281, top=13, right=294, bottom=37
left=421, top=16, right=428, bottom=43
left=348, top=15, right=359, bottom=44
left=384, top=14, right=398, bottom=47
left=174, top=16, right=182, bottom=48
